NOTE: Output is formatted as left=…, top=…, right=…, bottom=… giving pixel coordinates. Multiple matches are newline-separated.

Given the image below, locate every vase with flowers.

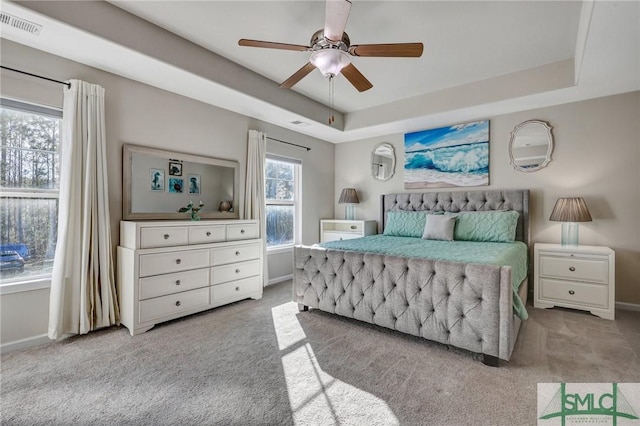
left=178, top=201, right=205, bottom=221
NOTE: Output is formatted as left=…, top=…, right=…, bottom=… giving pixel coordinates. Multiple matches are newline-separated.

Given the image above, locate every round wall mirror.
left=509, top=120, right=554, bottom=172
left=371, top=142, right=396, bottom=181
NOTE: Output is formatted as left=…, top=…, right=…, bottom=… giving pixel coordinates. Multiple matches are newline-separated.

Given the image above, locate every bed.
left=293, top=189, right=530, bottom=366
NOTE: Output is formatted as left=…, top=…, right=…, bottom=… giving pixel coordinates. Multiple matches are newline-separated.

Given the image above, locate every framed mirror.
left=123, top=144, right=239, bottom=220
left=371, top=142, right=396, bottom=181
left=509, top=120, right=554, bottom=172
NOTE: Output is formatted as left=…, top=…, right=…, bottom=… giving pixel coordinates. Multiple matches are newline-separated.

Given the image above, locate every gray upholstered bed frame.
left=293, top=189, right=530, bottom=366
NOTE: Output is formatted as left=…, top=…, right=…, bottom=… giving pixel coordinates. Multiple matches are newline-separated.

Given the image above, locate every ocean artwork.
left=404, top=120, right=489, bottom=188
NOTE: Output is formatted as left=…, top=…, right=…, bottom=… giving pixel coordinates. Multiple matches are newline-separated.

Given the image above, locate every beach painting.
left=404, top=120, right=489, bottom=188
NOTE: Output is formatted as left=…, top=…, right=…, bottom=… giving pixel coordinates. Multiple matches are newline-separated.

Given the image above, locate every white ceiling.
left=110, top=1, right=582, bottom=113
left=1, top=1, right=638, bottom=143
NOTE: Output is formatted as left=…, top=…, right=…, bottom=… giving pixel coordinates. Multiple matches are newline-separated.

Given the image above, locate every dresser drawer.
left=540, top=278, right=609, bottom=308
left=140, top=226, right=189, bottom=248
left=211, top=259, right=260, bottom=285
left=539, top=254, right=608, bottom=283
left=188, top=225, right=226, bottom=245
left=139, top=287, right=210, bottom=324
left=139, top=268, right=209, bottom=300
left=211, top=243, right=261, bottom=266
left=139, top=249, right=210, bottom=277
left=212, top=276, right=261, bottom=302
left=226, top=223, right=259, bottom=240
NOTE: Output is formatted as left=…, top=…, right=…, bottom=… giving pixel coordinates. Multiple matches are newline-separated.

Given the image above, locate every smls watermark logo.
left=538, top=383, right=640, bottom=425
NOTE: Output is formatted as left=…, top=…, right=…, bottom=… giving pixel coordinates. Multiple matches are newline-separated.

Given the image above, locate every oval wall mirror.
left=509, top=120, right=554, bottom=172
left=371, top=142, right=396, bottom=181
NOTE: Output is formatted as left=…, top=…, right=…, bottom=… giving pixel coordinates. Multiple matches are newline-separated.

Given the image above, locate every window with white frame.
left=0, top=98, right=62, bottom=283
left=265, top=155, right=301, bottom=249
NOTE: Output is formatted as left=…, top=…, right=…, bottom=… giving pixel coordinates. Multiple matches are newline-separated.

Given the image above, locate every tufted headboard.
left=380, top=189, right=530, bottom=247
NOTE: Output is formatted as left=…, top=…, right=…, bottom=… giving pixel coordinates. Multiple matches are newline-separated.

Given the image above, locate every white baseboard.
left=616, top=301, right=640, bottom=312
left=0, top=333, right=50, bottom=354
left=267, top=274, right=293, bottom=286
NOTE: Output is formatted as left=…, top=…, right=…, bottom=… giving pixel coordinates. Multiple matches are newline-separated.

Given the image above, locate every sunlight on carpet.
left=271, top=302, right=399, bottom=425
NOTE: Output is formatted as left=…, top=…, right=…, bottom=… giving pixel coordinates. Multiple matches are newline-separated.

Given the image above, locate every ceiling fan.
left=238, top=0, right=424, bottom=93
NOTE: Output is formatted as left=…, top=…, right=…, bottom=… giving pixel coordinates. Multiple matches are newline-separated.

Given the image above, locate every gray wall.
left=0, top=39, right=334, bottom=348
left=335, top=91, right=640, bottom=305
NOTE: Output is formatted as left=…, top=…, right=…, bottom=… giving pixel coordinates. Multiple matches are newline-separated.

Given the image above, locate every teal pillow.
left=383, top=211, right=431, bottom=238
left=448, top=210, right=519, bottom=242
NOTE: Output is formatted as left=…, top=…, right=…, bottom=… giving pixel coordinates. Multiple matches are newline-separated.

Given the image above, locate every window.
left=0, top=98, right=62, bottom=283
left=265, top=155, right=301, bottom=249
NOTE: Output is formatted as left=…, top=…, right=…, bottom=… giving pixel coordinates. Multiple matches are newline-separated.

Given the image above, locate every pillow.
left=422, top=214, right=456, bottom=241
left=448, top=210, right=520, bottom=242
left=383, top=211, right=431, bottom=238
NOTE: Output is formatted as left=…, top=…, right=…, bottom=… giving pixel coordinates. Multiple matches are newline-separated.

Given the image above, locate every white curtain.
left=244, top=130, right=269, bottom=285
left=48, top=80, right=119, bottom=339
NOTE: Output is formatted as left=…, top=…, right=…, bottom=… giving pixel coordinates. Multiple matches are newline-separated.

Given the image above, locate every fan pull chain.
left=328, top=76, right=335, bottom=125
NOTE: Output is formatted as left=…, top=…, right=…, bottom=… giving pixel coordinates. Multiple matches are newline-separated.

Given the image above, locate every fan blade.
left=341, top=63, right=373, bottom=92
left=238, top=39, right=310, bottom=52
left=324, top=0, right=352, bottom=42
left=349, top=43, right=424, bottom=57
left=279, top=63, right=316, bottom=89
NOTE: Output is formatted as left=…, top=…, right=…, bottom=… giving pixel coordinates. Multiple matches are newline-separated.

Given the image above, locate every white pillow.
left=422, top=214, right=456, bottom=241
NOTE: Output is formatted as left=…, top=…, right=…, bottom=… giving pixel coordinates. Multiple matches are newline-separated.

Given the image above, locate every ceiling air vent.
left=0, top=12, right=42, bottom=35
left=290, top=120, right=310, bottom=127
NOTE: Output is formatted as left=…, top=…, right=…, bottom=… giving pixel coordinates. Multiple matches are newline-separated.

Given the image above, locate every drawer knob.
left=235, top=269, right=240, bottom=274
left=350, top=225, right=357, bottom=229
left=569, top=266, right=576, bottom=272
left=176, top=259, right=182, bottom=265
left=206, top=231, right=211, bottom=236
left=175, top=301, right=181, bottom=307
left=164, top=234, right=170, bottom=240
left=235, top=286, right=240, bottom=292
left=568, top=290, right=575, bottom=295
left=241, top=229, right=246, bottom=234
left=235, top=251, right=240, bottom=256
left=176, top=280, right=181, bottom=286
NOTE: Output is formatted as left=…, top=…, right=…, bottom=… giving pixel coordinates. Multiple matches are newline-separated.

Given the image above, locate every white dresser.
left=320, top=219, right=377, bottom=243
left=534, top=243, right=615, bottom=320
left=118, top=220, right=263, bottom=335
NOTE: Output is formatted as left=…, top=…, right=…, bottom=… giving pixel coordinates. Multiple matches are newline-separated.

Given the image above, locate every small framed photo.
left=188, top=174, right=200, bottom=194
left=169, top=161, right=182, bottom=176
left=168, top=178, right=183, bottom=193
left=149, top=168, right=164, bottom=191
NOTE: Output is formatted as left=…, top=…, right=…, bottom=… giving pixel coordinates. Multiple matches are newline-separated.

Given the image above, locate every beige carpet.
left=2, top=280, right=639, bottom=425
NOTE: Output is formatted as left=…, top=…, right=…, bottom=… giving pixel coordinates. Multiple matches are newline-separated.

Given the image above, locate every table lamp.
left=338, top=188, right=359, bottom=220
left=549, top=197, right=592, bottom=246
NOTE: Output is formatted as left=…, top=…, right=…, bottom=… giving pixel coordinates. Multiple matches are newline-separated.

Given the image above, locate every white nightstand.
left=534, top=243, right=615, bottom=320
left=320, top=220, right=377, bottom=243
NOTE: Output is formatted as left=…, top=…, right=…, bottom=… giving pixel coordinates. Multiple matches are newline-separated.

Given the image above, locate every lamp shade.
left=310, top=49, right=350, bottom=78
left=549, top=197, right=592, bottom=222
left=338, top=188, right=359, bottom=204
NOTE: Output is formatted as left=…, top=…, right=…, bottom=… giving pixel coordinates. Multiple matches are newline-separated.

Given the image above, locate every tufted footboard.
left=294, top=246, right=517, bottom=364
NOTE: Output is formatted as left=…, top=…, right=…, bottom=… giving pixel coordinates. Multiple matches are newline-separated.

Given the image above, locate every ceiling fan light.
left=310, top=49, right=350, bottom=78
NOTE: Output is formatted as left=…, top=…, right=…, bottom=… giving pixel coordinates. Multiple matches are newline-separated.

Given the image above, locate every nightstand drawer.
left=322, top=232, right=361, bottom=242
left=539, top=254, right=608, bottom=283
left=540, top=278, right=609, bottom=308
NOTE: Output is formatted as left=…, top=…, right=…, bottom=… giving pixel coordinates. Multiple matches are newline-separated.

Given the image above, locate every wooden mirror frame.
left=122, top=144, right=240, bottom=220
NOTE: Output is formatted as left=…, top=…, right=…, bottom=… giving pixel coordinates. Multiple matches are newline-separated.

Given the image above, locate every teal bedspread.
left=320, top=235, right=528, bottom=320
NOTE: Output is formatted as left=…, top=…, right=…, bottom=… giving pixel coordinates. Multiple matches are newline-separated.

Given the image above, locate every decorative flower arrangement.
left=178, top=201, right=205, bottom=221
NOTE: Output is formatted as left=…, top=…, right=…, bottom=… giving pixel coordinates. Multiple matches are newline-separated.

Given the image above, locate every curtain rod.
left=1, top=65, right=71, bottom=88
left=267, top=136, right=311, bottom=151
